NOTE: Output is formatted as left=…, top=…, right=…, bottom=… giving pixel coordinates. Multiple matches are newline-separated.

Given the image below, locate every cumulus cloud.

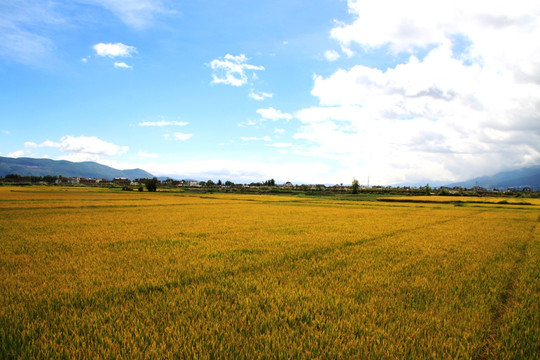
left=25, top=140, right=61, bottom=149
left=324, top=50, right=340, bottom=62
left=294, top=0, right=540, bottom=184
left=171, top=132, right=192, bottom=141
left=7, top=150, right=26, bottom=158
left=60, top=135, right=128, bottom=157
left=256, top=107, right=293, bottom=121
left=94, top=43, right=137, bottom=57
left=0, top=1, right=167, bottom=66
left=20, top=135, right=127, bottom=161
left=249, top=91, right=273, bottom=101
left=114, top=61, right=132, bottom=69
left=209, top=54, right=264, bottom=87
left=141, top=159, right=332, bottom=184
left=40, top=140, right=62, bottom=148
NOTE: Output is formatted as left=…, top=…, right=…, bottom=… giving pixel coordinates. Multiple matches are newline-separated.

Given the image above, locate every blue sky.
left=1, top=1, right=539, bottom=185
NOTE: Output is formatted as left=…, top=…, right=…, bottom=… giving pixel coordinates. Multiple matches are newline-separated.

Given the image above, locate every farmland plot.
left=0, top=187, right=538, bottom=358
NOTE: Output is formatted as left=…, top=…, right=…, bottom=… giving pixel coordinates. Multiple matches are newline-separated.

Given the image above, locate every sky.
left=1, top=0, right=539, bottom=185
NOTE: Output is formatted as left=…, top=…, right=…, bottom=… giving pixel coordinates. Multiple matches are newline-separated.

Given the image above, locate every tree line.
left=1, top=174, right=61, bottom=184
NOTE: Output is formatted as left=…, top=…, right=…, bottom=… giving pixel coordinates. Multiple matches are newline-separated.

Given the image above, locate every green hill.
left=0, top=156, right=154, bottom=180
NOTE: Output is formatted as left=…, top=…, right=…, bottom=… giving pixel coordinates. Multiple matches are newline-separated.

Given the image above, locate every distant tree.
left=206, top=180, right=215, bottom=186
left=425, top=183, right=431, bottom=195
left=437, top=187, right=450, bottom=196
left=43, top=175, right=57, bottom=184
left=138, top=186, right=144, bottom=192
left=146, top=177, right=158, bottom=192
left=217, top=179, right=222, bottom=186
left=225, top=180, right=234, bottom=186
left=352, top=179, right=360, bottom=194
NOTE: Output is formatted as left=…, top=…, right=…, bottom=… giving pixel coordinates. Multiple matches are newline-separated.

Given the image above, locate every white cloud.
left=324, top=50, right=340, bottom=62
left=80, top=0, right=169, bottom=29
left=7, top=150, right=26, bottom=158
left=0, top=1, right=166, bottom=66
left=59, top=135, right=128, bottom=156
left=209, top=54, right=264, bottom=87
left=114, top=61, right=132, bottom=69
left=93, top=43, right=137, bottom=58
left=292, top=0, right=540, bottom=184
left=256, top=107, right=293, bottom=121
left=29, top=135, right=129, bottom=162
left=40, top=140, right=61, bottom=148
left=138, top=120, right=188, bottom=127
left=0, top=29, right=54, bottom=66
left=137, top=150, right=159, bottom=158
left=331, top=0, right=540, bottom=76
left=0, top=1, right=58, bottom=66
left=274, top=128, right=285, bottom=134
left=25, top=140, right=61, bottom=149
left=141, top=159, right=332, bottom=184
left=171, top=132, right=192, bottom=141
left=249, top=91, right=273, bottom=101
left=340, top=46, right=355, bottom=58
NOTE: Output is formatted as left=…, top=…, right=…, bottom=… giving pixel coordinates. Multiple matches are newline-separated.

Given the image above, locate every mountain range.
left=1, top=156, right=539, bottom=189
left=0, top=156, right=153, bottom=180
left=446, top=166, right=540, bottom=190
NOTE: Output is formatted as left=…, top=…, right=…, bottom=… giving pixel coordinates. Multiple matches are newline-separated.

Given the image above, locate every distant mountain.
left=446, top=166, right=540, bottom=190
left=0, top=156, right=154, bottom=180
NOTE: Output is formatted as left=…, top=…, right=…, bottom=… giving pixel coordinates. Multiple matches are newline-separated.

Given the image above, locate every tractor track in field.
left=474, top=218, right=538, bottom=360
left=29, top=211, right=485, bottom=313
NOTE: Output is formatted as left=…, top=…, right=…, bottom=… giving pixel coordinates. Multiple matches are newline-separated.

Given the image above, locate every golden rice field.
left=0, top=186, right=538, bottom=359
